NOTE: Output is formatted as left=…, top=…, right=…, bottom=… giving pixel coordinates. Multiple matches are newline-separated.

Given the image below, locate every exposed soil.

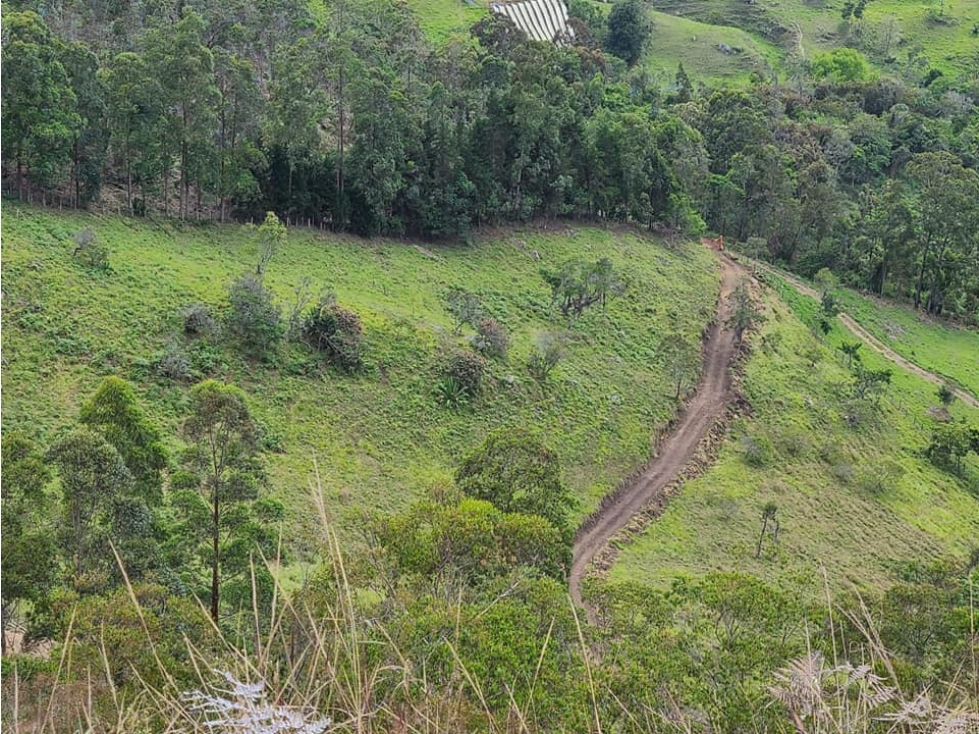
left=569, top=253, right=746, bottom=620
left=751, top=261, right=979, bottom=410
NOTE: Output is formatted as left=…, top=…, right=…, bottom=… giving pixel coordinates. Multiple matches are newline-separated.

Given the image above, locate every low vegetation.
left=611, top=279, right=979, bottom=594
left=1, top=206, right=718, bottom=530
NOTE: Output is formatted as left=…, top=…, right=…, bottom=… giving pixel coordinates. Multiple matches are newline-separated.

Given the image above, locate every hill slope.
left=1, top=205, right=718, bottom=538
left=609, top=273, right=979, bottom=595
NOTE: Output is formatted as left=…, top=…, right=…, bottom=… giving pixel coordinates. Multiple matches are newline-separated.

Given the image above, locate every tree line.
left=2, top=0, right=978, bottom=319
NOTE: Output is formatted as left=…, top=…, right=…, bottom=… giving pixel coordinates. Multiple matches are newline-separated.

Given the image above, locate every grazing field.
left=646, top=0, right=979, bottom=79
left=610, top=277, right=979, bottom=595
left=404, top=0, right=485, bottom=40
left=644, top=10, right=781, bottom=85
left=1, top=205, right=719, bottom=541
left=834, top=288, right=979, bottom=400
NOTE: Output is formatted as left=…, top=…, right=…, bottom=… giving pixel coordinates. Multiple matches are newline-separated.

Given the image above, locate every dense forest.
left=3, top=0, right=979, bottom=319
left=3, top=0, right=979, bottom=732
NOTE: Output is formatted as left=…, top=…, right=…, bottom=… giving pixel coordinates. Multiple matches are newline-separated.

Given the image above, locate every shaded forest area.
left=2, top=0, right=979, bottom=320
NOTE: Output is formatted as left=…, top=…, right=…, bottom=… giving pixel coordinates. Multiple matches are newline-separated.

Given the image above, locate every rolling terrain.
left=404, top=0, right=979, bottom=82
left=608, top=267, right=979, bottom=595
left=1, top=205, right=719, bottom=539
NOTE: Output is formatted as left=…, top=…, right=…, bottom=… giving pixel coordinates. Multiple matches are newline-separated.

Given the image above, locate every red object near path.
left=701, top=235, right=724, bottom=251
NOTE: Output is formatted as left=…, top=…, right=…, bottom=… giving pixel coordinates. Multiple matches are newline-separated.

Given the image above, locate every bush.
left=445, top=288, right=483, bottom=334
left=72, top=228, right=110, bottom=271
left=527, top=332, right=567, bottom=383
left=474, top=317, right=509, bottom=359
left=740, top=434, right=773, bottom=468
left=156, top=343, right=192, bottom=381
left=831, top=462, right=855, bottom=485
left=302, top=298, right=363, bottom=372
left=183, top=304, right=218, bottom=338
left=435, top=375, right=469, bottom=408
left=226, top=275, right=282, bottom=358
left=442, top=351, right=486, bottom=400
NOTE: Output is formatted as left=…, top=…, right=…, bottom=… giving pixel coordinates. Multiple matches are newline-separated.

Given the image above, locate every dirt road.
left=569, top=254, right=744, bottom=617
left=751, top=261, right=979, bottom=410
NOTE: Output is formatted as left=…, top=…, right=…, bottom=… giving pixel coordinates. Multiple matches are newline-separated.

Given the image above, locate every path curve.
left=750, top=261, right=979, bottom=410
left=569, top=253, right=745, bottom=618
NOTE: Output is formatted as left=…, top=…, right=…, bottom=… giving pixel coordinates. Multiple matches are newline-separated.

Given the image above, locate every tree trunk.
left=913, top=236, right=933, bottom=310
left=73, top=138, right=80, bottom=209
left=755, top=517, right=768, bottom=558
left=211, top=491, right=220, bottom=624
left=126, top=157, right=133, bottom=216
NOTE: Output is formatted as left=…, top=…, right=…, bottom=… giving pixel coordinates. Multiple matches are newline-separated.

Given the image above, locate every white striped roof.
left=490, top=0, right=574, bottom=44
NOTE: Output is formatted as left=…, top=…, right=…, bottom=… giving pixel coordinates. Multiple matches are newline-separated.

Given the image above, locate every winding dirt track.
left=569, top=253, right=744, bottom=617
left=751, top=261, right=979, bottom=410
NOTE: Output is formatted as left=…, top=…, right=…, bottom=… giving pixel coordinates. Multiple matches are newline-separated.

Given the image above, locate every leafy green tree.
left=46, top=428, right=134, bottom=582
left=812, top=48, right=870, bottom=82
left=727, top=279, right=764, bottom=343
left=659, top=333, right=700, bottom=400
left=101, top=51, right=168, bottom=214
left=855, top=179, right=916, bottom=296
left=79, top=376, right=168, bottom=506
left=255, top=211, right=286, bottom=276
left=851, top=364, right=892, bottom=403
left=214, top=50, right=263, bottom=223
left=906, top=152, right=979, bottom=315
left=180, top=380, right=264, bottom=622
left=456, top=427, right=574, bottom=545
left=378, top=498, right=567, bottom=590
left=926, top=421, right=973, bottom=471
left=143, top=10, right=219, bottom=218
left=264, top=36, right=331, bottom=207
left=1, top=11, right=82, bottom=196
left=605, top=0, right=650, bottom=66
left=60, top=40, right=108, bottom=206
left=543, top=257, right=626, bottom=317
left=227, top=274, right=283, bottom=358
left=672, top=62, right=693, bottom=104
left=1, top=434, right=58, bottom=654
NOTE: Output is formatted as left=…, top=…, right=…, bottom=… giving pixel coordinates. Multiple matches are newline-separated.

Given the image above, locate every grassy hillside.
left=611, top=274, right=979, bottom=594
left=644, top=10, right=781, bottom=85
left=399, top=0, right=976, bottom=86
left=647, top=0, right=979, bottom=79
left=1, top=205, right=718, bottom=539
left=835, top=288, right=979, bottom=399
left=403, top=0, right=486, bottom=40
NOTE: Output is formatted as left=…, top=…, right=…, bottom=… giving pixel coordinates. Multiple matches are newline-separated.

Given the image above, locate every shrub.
left=474, top=317, right=509, bottom=359
left=527, top=332, right=567, bottom=383
left=445, top=288, right=483, bottom=334
left=226, top=275, right=282, bottom=358
left=831, top=462, right=855, bottom=485
left=156, top=343, right=192, bottom=381
left=776, top=429, right=810, bottom=458
left=72, top=228, right=110, bottom=271
left=740, top=435, right=772, bottom=468
left=435, top=375, right=468, bottom=408
left=442, top=350, right=486, bottom=400
left=183, top=304, right=218, bottom=338
left=302, top=298, right=363, bottom=372
left=936, top=383, right=955, bottom=407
